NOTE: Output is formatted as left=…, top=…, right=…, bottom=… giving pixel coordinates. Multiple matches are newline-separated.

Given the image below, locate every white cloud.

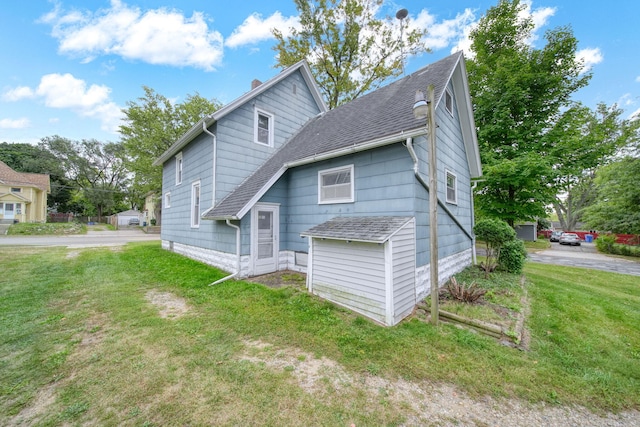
left=0, top=118, right=30, bottom=129
left=577, top=47, right=603, bottom=74
left=2, top=86, right=35, bottom=102
left=630, top=107, right=640, bottom=120
left=635, top=76, right=640, bottom=83
left=617, top=93, right=634, bottom=107
left=520, top=1, right=556, bottom=44
left=226, top=12, right=300, bottom=48
left=4, top=73, right=123, bottom=133
left=411, top=9, right=476, bottom=51
left=41, top=0, right=223, bottom=71
left=36, top=73, right=111, bottom=109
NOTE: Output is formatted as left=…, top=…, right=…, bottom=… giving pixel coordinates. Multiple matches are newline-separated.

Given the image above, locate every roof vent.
left=251, top=79, right=262, bottom=90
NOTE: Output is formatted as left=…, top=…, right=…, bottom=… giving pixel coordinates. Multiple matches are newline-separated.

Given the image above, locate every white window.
left=175, top=152, right=183, bottom=185
left=445, top=170, right=457, bottom=204
left=164, top=192, right=171, bottom=208
left=318, top=165, right=354, bottom=204
left=15, top=203, right=22, bottom=214
left=191, top=181, right=201, bottom=228
left=11, top=187, right=21, bottom=193
left=445, top=89, right=453, bottom=116
left=254, top=108, right=274, bottom=146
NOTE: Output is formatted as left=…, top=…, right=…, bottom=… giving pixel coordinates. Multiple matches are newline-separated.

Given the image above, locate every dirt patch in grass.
left=145, top=290, right=190, bottom=319
left=7, top=383, right=57, bottom=427
left=240, top=339, right=639, bottom=426
left=246, top=270, right=306, bottom=288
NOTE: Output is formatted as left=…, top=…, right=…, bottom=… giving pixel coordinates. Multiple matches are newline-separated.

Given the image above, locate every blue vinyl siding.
left=161, top=69, right=321, bottom=254
left=256, top=81, right=473, bottom=267
left=215, top=70, right=321, bottom=203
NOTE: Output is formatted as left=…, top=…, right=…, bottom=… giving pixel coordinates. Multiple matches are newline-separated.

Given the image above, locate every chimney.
left=251, top=79, right=262, bottom=90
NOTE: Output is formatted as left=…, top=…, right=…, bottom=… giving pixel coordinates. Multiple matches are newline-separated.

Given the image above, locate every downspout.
left=202, top=121, right=217, bottom=205
left=405, top=137, right=474, bottom=241
left=471, top=181, right=478, bottom=265
left=209, top=219, right=241, bottom=286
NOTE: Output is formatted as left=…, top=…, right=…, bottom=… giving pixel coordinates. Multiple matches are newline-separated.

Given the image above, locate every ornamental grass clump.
left=447, top=276, right=487, bottom=303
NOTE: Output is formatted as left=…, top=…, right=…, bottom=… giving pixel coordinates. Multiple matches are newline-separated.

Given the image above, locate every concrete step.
left=0, top=223, right=10, bottom=235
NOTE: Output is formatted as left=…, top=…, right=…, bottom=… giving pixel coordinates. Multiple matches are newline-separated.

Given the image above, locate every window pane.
left=257, top=113, right=270, bottom=144
left=320, top=167, right=352, bottom=202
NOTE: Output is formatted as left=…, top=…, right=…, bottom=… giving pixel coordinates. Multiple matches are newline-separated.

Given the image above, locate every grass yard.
left=1, top=242, right=639, bottom=425
left=7, top=222, right=86, bottom=235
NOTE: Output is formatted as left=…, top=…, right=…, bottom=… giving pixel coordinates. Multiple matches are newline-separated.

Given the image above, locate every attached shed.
left=301, top=216, right=416, bottom=326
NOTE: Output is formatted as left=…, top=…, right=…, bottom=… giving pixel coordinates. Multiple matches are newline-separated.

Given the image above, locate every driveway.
left=0, top=228, right=160, bottom=248
left=528, top=241, right=640, bottom=277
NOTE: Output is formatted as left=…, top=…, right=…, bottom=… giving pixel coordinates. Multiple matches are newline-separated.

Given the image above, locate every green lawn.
left=1, top=243, right=638, bottom=425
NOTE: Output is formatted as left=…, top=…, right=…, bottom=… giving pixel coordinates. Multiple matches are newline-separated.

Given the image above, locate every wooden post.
left=427, top=85, right=439, bottom=326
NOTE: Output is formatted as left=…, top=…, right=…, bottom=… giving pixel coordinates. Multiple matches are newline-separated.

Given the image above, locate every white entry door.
left=4, top=203, right=15, bottom=220
left=251, top=204, right=279, bottom=275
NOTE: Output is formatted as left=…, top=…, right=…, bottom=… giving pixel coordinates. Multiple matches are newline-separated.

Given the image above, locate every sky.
left=1, top=0, right=639, bottom=145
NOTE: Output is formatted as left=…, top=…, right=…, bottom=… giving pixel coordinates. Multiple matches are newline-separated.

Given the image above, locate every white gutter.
left=208, top=219, right=241, bottom=286
left=202, top=122, right=217, bottom=206
left=405, top=137, right=473, bottom=241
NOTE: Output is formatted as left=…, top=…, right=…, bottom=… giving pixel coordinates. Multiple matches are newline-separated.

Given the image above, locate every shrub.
left=446, top=276, right=486, bottom=303
left=498, top=239, right=527, bottom=274
left=595, top=234, right=617, bottom=253
left=474, top=218, right=516, bottom=278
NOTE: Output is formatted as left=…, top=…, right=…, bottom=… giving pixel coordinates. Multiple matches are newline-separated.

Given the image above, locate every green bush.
left=498, top=239, right=527, bottom=274
left=595, top=234, right=640, bottom=257
left=474, top=218, right=516, bottom=278
left=595, top=234, right=616, bottom=253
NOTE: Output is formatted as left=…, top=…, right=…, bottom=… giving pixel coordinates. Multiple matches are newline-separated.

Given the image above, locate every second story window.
left=175, top=152, right=183, bottom=185
left=445, top=89, right=453, bottom=116
left=11, top=187, right=21, bottom=193
left=254, top=108, right=274, bottom=146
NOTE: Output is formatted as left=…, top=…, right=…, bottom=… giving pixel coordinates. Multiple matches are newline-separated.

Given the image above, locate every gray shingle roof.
left=203, top=52, right=464, bottom=220
left=300, top=216, right=413, bottom=243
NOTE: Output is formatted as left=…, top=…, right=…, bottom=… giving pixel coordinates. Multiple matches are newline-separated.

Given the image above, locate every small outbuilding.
left=116, top=209, right=141, bottom=226
left=301, top=216, right=416, bottom=326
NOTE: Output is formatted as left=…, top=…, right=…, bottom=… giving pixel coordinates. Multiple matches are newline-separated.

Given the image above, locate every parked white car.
left=559, top=233, right=581, bottom=246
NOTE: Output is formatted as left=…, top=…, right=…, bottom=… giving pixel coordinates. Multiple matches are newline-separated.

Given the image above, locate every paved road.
left=0, top=228, right=160, bottom=248
left=528, top=241, right=640, bottom=277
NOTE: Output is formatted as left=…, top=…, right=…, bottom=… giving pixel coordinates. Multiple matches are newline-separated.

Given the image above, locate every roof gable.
left=153, top=60, right=327, bottom=166
left=204, top=52, right=480, bottom=220
left=0, top=160, right=50, bottom=192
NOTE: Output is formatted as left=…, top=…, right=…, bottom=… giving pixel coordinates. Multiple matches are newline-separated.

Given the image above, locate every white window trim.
left=175, top=152, right=183, bottom=185
left=318, top=164, right=355, bottom=204
left=444, top=88, right=454, bottom=116
left=254, top=107, right=275, bottom=147
left=445, top=169, right=458, bottom=205
left=164, top=192, right=171, bottom=208
left=191, top=181, right=201, bottom=228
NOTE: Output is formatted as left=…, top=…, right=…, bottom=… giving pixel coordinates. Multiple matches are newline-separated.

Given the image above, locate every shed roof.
left=204, top=51, right=480, bottom=220
left=0, top=160, right=50, bottom=192
left=300, top=216, right=413, bottom=244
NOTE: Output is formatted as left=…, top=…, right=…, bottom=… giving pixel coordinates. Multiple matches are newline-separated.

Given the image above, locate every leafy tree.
left=40, top=136, right=129, bottom=219
left=272, top=0, right=427, bottom=108
left=467, top=0, right=590, bottom=226
left=474, top=218, right=516, bottom=278
left=549, top=103, right=638, bottom=230
left=119, top=87, right=222, bottom=196
left=583, top=157, right=640, bottom=236
left=0, top=142, right=73, bottom=212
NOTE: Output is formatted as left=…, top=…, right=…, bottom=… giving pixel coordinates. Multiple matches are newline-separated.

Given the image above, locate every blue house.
left=154, top=52, right=481, bottom=325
